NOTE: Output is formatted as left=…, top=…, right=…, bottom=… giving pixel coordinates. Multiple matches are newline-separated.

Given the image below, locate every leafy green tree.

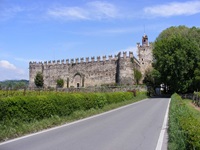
left=7, top=83, right=12, bottom=90
left=34, top=72, right=44, bottom=88
left=143, top=69, right=161, bottom=95
left=13, top=82, right=26, bottom=90
left=143, top=69, right=161, bottom=87
left=194, top=62, right=200, bottom=91
left=133, top=68, right=142, bottom=85
left=153, top=26, right=200, bottom=93
left=56, top=78, right=64, bottom=88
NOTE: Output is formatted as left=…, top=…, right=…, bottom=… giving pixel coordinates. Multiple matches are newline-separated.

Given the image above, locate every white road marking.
left=0, top=98, right=149, bottom=146
left=155, top=98, right=171, bottom=150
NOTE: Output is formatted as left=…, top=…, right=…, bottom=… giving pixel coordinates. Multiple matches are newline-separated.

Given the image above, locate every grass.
left=168, top=94, right=200, bottom=150
left=183, top=99, right=200, bottom=121
left=0, top=92, right=147, bottom=142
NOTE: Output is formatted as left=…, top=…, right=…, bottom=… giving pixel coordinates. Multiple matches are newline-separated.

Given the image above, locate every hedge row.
left=168, top=93, right=200, bottom=149
left=0, top=92, right=134, bottom=124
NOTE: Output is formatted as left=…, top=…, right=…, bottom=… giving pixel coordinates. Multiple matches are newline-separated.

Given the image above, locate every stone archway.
left=74, top=74, right=81, bottom=88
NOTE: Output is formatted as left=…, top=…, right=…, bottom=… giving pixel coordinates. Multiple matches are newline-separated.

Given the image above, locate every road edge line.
left=155, top=98, right=171, bottom=150
left=0, top=98, right=149, bottom=146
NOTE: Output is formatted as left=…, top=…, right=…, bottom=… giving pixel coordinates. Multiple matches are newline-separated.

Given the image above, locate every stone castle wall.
left=137, top=42, right=153, bottom=75
left=29, top=51, right=140, bottom=88
left=137, top=34, right=153, bottom=76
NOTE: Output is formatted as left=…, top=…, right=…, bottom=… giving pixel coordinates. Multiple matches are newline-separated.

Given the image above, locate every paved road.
left=0, top=98, right=170, bottom=150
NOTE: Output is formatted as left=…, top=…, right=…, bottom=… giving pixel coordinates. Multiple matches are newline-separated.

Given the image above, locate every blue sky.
left=0, top=0, right=200, bottom=81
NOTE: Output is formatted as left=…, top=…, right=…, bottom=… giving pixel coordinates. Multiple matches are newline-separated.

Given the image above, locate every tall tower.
left=137, top=34, right=153, bottom=76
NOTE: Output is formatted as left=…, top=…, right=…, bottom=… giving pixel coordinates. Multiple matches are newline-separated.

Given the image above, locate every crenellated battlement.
left=29, top=51, right=135, bottom=66
left=29, top=34, right=153, bottom=88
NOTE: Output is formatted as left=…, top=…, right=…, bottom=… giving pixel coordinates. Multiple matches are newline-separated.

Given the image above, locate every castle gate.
left=73, top=73, right=82, bottom=88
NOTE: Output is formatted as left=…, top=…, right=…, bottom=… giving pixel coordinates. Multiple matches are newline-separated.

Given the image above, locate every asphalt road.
left=0, top=98, right=170, bottom=150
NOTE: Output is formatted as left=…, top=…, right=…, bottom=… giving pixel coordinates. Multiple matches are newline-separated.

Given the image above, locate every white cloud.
left=87, top=1, right=118, bottom=19
left=144, top=1, right=200, bottom=17
left=47, top=1, right=119, bottom=20
left=0, top=4, right=24, bottom=21
left=0, top=60, right=25, bottom=79
left=0, top=60, right=17, bottom=70
left=47, top=6, right=89, bottom=20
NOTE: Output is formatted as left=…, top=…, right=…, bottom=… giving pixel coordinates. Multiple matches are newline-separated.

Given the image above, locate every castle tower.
left=142, top=34, right=148, bottom=46
left=137, top=34, right=153, bottom=76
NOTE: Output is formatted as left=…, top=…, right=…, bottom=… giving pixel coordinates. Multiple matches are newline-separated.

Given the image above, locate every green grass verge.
left=0, top=91, right=147, bottom=142
left=184, top=99, right=200, bottom=121
left=168, top=93, right=200, bottom=150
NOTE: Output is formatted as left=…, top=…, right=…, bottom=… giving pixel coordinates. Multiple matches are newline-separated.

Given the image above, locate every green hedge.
left=0, top=92, right=134, bottom=124
left=168, top=93, right=200, bottom=149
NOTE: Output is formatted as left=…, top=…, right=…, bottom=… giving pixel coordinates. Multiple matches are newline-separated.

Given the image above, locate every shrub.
left=34, top=72, right=44, bottom=88
left=168, top=93, right=200, bottom=149
left=0, top=92, right=134, bottom=124
left=56, top=79, right=64, bottom=88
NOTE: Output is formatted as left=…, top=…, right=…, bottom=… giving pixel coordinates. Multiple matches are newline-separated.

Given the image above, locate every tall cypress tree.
left=34, top=72, right=44, bottom=88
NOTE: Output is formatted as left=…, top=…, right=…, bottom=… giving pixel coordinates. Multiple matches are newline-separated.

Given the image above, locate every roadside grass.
left=0, top=92, right=147, bottom=142
left=168, top=94, right=200, bottom=150
left=183, top=99, right=200, bottom=121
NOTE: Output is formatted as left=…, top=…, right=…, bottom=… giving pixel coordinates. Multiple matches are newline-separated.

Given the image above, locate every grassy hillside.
left=0, top=80, right=29, bottom=89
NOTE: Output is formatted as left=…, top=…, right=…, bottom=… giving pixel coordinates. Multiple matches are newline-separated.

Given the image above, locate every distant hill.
left=0, top=80, right=29, bottom=89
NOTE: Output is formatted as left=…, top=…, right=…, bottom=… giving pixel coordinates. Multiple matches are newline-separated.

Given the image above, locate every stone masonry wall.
left=29, top=51, right=138, bottom=88
left=137, top=34, right=153, bottom=76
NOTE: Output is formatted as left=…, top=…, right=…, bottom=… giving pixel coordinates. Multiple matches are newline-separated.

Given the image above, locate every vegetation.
left=0, top=80, right=28, bottom=90
left=193, top=92, right=200, bottom=107
left=168, top=93, right=200, bottom=149
left=34, top=72, right=44, bottom=88
left=133, top=68, right=142, bottom=85
left=0, top=91, right=147, bottom=141
left=143, top=69, right=161, bottom=96
left=56, top=78, right=64, bottom=88
left=152, top=26, right=200, bottom=93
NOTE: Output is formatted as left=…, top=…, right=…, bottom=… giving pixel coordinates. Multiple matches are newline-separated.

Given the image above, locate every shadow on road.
left=149, top=94, right=171, bottom=98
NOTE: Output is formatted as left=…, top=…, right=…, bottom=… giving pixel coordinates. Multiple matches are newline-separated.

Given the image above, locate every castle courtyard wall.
left=29, top=52, right=137, bottom=88
left=29, top=35, right=153, bottom=88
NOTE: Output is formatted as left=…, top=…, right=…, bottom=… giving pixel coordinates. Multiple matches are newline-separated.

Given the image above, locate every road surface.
left=0, top=98, right=170, bottom=150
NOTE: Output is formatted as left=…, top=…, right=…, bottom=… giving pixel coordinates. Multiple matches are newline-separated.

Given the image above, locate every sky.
left=0, top=0, right=200, bottom=81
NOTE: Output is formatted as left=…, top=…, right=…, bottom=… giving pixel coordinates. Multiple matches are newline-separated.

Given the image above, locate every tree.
left=133, top=68, right=142, bottom=85
left=143, top=69, right=161, bottom=87
left=13, top=82, right=26, bottom=90
left=34, top=72, right=44, bottom=88
left=56, top=78, right=64, bottom=88
left=143, top=69, right=161, bottom=96
left=194, top=62, right=200, bottom=91
left=153, top=26, right=200, bottom=93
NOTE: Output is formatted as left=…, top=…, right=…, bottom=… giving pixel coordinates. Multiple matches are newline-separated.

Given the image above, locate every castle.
left=29, top=34, right=152, bottom=88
